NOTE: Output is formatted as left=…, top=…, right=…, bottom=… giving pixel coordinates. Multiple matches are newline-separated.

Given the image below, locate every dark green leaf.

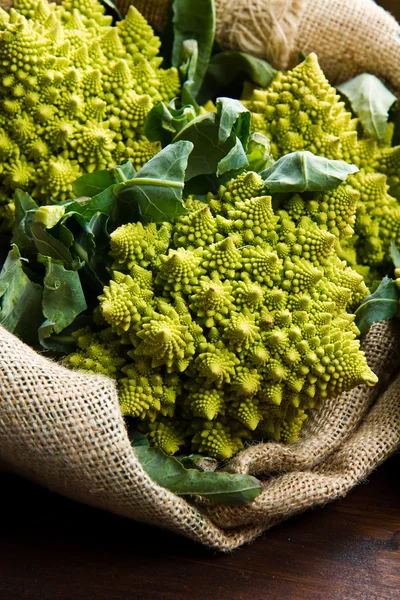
left=38, top=255, right=87, bottom=339
left=390, top=239, right=400, bottom=269
left=67, top=185, right=117, bottom=221
left=72, top=162, right=134, bottom=197
left=12, top=190, right=38, bottom=253
left=199, top=51, right=277, bottom=103
left=113, top=141, right=193, bottom=223
left=0, top=245, right=43, bottom=343
left=174, top=113, right=244, bottom=180
left=38, top=314, right=93, bottom=353
left=355, top=276, right=399, bottom=338
left=179, top=39, right=201, bottom=107
left=57, top=223, right=74, bottom=250
left=134, top=446, right=262, bottom=504
left=80, top=213, right=111, bottom=290
left=172, top=0, right=215, bottom=97
left=337, top=74, right=397, bottom=140
left=216, top=97, right=251, bottom=146
left=129, top=430, right=150, bottom=447
left=30, top=221, right=77, bottom=269
left=260, top=151, right=359, bottom=193
left=144, top=100, right=197, bottom=147
left=392, top=110, right=400, bottom=147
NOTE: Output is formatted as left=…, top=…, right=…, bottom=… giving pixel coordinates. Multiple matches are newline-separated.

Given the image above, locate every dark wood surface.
left=379, top=0, right=399, bottom=16
left=1, top=1, right=400, bottom=599
left=1, top=454, right=399, bottom=600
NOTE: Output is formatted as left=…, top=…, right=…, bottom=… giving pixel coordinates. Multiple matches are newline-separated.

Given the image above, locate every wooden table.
left=1, top=454, right=399, bottom=600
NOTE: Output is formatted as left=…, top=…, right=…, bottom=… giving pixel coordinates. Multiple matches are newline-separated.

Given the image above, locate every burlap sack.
left=1, top=320, right=400, bottom=551
left=1, top=0, right=400, bottom=551
left=126, top=0, right=400, bottom=95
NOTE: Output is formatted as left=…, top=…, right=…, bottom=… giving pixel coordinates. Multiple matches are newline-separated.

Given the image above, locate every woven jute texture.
left=124, top=0, right=400, bottom=94
left=1, top=321, right=400, bottom=551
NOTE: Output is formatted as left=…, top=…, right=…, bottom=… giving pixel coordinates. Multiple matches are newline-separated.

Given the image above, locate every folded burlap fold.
left=1, top=321, right=399, bottom=551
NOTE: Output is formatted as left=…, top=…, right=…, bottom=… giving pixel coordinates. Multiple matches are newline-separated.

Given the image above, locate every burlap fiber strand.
left=1, top=320, right=400, bottom=551
left=0, top=0, right=400, bottom=552
left=125, top=0, right=400, bottom=95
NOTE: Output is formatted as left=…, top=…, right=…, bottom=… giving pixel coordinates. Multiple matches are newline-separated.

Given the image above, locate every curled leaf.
left=172, top=0, right=215, bottom=97
left=355, top=276, right=399, bottom=339
left=113, top=140, right=193, bottom=223
left=337, top=74, right=397, bottom=140
left=38, top=255, right=87, bottom=339
left=134, top=446, right=262, bottom=505
left=0, top=245, right=43, bottom=343
left=260, top=151, right=359, bottom=193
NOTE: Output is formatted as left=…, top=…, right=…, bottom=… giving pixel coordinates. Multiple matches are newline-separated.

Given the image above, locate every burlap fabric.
left=1, top=320, right=400, bottom=551
left=0, top=0, right=400, bottom=551
left=124, top=0, right=400, bottom=95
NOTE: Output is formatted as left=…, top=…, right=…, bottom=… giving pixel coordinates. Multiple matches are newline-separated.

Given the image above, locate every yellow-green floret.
left=65, top=171, right=377, bottom=460
left=242, top=53, right=400, bottom=282
left=0, top=0, right=180, bottom=227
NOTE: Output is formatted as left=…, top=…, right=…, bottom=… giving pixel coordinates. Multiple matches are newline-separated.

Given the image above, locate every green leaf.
left=174, top=113, right=247, bottom=180
left=134, top=446, right=262, bottom=505
left=12, top=190, right=38, bottom=253
left=390, top=239, right=400, bottom=269
left=355, top=276, right=399, bottom=338
left=38, top=255, right=87, bottom=340
left=178, top=39, right=201, bottom=107
left=30, top=221, right=78, bottom=269
left=128, top=430, right=150, bottom=448
left=337, top=74, right=397, bottom=140
left=260, top=151, right=359, bottom=193
left=144, top=100, right=197, bottom=147
left=217, top=136, right=249, bottom=177
left=38, top=314, right=92, bottom=353
left=72, top=161, right=134, bottom=197
left=216, top=97, right=251, bottom=146
left=392, top=110, right=400, bottom=147
left=113, top=141, right=193, bottom=223
left=172, top=0, right=215, bottom=97
left=199, top=51, right=277, bottom=103
left=0, top=245, right=43, bottom=343
left=72, top=212, right=111, bottom=292
left=246, top=132, right=274, bottom=173
left=67, top=184, right=117, bottom=221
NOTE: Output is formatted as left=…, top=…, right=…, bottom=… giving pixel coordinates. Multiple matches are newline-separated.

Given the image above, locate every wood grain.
left=0, top=454, right=399, bottom=600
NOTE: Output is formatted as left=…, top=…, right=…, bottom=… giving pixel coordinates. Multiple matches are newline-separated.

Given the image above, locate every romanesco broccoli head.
left=66, top=171, right=377, bottom=460
left=0, top=0, right=180, bottom=225
left=242, top=53, right=400, bottom=282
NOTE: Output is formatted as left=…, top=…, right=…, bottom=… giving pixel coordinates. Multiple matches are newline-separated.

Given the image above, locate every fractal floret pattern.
left=242, top=53, right=400, bottom=279
left=0, top=0, right=180, bottom=226
left=65, top=172, right=377, bottom=460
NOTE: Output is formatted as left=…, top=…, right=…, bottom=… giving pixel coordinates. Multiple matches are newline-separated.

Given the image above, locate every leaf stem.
left=125, top=178, right=184, bottom=189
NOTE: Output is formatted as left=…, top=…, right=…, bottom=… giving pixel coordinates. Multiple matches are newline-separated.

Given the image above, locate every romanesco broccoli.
left=0, top=0, right=180, bottom=228
left=64, top=171, right=377, bottom=460
left=242, top=53, right=400, bottom=282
